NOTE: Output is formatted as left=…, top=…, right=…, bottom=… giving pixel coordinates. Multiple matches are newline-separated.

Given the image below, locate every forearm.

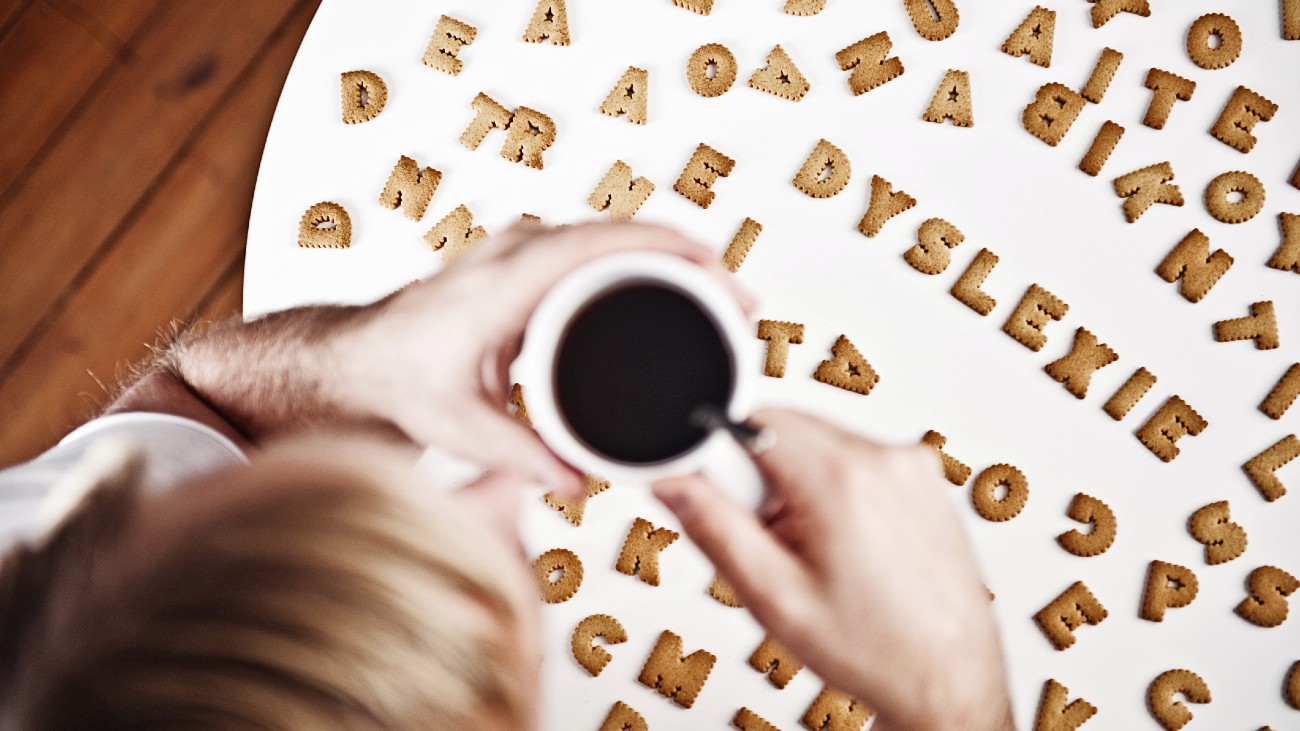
left=155, top=304, right=401, bottom=444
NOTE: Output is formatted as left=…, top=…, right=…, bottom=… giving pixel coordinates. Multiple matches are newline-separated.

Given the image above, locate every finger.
left=457, top=218, right=551, bottom=265
left=747, top=408, right=883, bottom=506
left=653, top=474, right=811, bottom=625
left=452, top=470, right=529, bottom=552
left=451, top=407, right=587, bottom=499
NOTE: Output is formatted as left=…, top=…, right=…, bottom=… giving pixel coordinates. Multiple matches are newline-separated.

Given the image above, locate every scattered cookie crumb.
left=1033, top=581, right=1108, bottom=651
left=674, top=143, right=735, bottom=209
left=1187, top=13, right=1242, bottom=69
left=1244, top=434, right=1299, bottom=502
left=723, top=217, right=763, bottom=272
left=1001, top=6, right=1056, bottom=67
left=1142, top=68, right=1197, bottom=130
left=1089, top=0, right=1151, bottom=29
left=422, top=15, right=477, bottom=76
left=922, top=69, right=973, bottom=127
left=571, top=614, right=627, bottom=676
left=1034, top=679, right=1098, bottom=731
left=1260, top=363, right=1300, bottom=420
left=857, top=174, right=916, bottom=237
left=686, top=43, right=737, bottom=97
left=1140, top=560, right=1199, bottom=622
left=1214, top=300, right=1279, bottom=350
left=1136, top=396, right=1208, bottom=463
left=588, top=160, right=655, bottom=221
left=813, top=335, right=879, bottom=396
left=1079, top=120, right=1124, bottom=176
left=1210, top=85, right=1278, bottom=153
left=1044, top=327, right=1118, bottom=399
left=1103, top=367, right=1157, bottom=421
left=951, top=249, right=999, bottom=315
left=1156, top=229, right=1233, bottom=303
left=1188, top=501, right=1248, bottom=565
left=637, top=630, right=716, bottom=709
left=522, top=0, right=570, bottom=45
left=378, top=155, right=441, bottom=222
left=758, top=319, right=805, bottom=378
left=1003, top=284, right=1068, bottom=352
left=1057, top=492, right=1117, bottom=557
left=904, top=0, right=959, bottom=41
left=1081, top=47, right=1123, bottom=103
left=616, top=517, right=679, bottom=586
left=802, top=687, right=873, bottom=731
left=793, top=139, right=852, bottom=198
left=297, top=201, right=351, bottom=249
left=921, top=430, right=972, bottom=486
left=749, top=635, right=804, bottom=689
left=532, top=547, right=583, bottom=603
left=748, top=45, right=810, bottom=101
left=1235, top=565, right=1299, bottom=627
left=835, top=32, right=905, bottom=96
left=340, top=70, right=387, bottom=124
left=599, top=66, right=648, bottom=124
left=1113, top=162, right=1184, bottom=223
left=1204, top=170, right=1266, bottom=224
left=1148, top=669, right=1210, bottom=731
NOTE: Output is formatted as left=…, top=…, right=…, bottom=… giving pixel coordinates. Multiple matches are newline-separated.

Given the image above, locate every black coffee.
left=554, top=283, right=734, bottom=464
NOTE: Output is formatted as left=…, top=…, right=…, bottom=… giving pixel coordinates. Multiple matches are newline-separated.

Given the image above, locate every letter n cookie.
left=637, top=630, right=716, bottom=709
left=379, top=155, right=441, bottom=222
left=834, top=32, right=904, bottom=96
left=814, top=335, right=879, bottom=395
left=424, top=205, right=487, bottom=261
left=1156, top=229, right=1232, bottom=303
left=588, top=160, right=655, bottom=221
left=616, top=517, right=679, bottom=586
left=749, top=635, right=804, bottom=689
left=802, top=687, right=872, bottom=730
left=1033, top=581, right=1108, bottom=650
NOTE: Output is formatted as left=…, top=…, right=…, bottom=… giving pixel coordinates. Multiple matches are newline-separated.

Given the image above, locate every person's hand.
left=346, top=221, right=754, bottom=497
left=652, top=409, right=1013, bottom=731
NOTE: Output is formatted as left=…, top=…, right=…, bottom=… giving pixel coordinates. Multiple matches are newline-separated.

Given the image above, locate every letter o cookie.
left=533, top=548, right=583, bottom=604
left=1186, top=14, right=1242, bottom=70
left=1205, top=171, right=1266, bottom=224
left=971, top=464, right=1029, bottom=522
left=686, top=43, right=738, bottom=97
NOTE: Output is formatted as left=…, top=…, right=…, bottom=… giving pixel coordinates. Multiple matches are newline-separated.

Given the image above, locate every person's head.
left=0, top=437, right=540, bottom=730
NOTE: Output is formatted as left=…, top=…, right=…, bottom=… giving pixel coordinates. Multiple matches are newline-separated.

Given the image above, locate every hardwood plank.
left=0, top=0, right=304, bottom=371
left=61, top=0, right=161, bottom=40
left=0, top=0, right=315, bottom=466
left=190, top=256, right=245, bottom=327
left=0, top=0, right=160, bottom=192
left=0, top=0, right=32, bottom=41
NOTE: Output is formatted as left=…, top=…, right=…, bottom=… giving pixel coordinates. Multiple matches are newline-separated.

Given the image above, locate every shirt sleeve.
left=0, top=413, right=246, bottom=552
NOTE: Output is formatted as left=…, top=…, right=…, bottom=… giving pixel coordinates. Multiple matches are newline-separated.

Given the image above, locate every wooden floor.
left=0, top=0, right=320, bottom=466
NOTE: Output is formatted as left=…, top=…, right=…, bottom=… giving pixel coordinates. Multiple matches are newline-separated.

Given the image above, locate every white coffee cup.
left=513, top=251, right=756, bottom=485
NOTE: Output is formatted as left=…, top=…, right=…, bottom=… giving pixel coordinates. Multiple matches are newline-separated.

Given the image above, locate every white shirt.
left=0, top=413, right=246, bottom=553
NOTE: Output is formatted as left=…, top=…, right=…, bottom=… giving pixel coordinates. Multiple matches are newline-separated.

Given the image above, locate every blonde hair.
left=0, top=443, right=534, bottom=730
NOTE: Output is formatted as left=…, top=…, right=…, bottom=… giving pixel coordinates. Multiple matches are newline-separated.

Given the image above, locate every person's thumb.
left=653, top=474, right=810, bottom=626
left=452, top=407, right=587, bottom=499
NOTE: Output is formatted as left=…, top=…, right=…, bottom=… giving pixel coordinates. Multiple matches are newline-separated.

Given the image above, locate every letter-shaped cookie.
left=904, top=0, right=959, bottom=41
left=921, top=430, right=972, bottom=486
left=674, top=143, right=735, bottom=209
left=1260, top=364, right=1300, bottom=420
left=749, top=635, right=804, bottom=689
left=533, top=548, right=583, bottom=603
left=1081, top=48, right=1123, bottom=104
left=500, top=107, right=557, bottom=170
left=1136, top=396, right=1208, bottom=463
left=1089, top=0, right=1151, bottom=28
left=340, top=70, right=387, bottom=124
left=1079, top=120, right=1124, bottom=176
left=616, top=517, right=679, bottom=586
left=951, top=249, right=999, bottom=315
left=297, top=202, right=351, bottom=249
left=1034, top=679, right=1097, bottom=731
left=1214, top=301, right=1279, bottom=350
left=758, top=320, right=805, bottom=378
left=1114, top=162, right=1185, bottom=223
left=723, top=218, right=763, bottom=272
left=1103, top=367, right=1157, bottom=421
left=1235, top=565, right=1299, bottom=627
left=460, top=92, right=513, bottom=150
left=971, top=464, right=1030, bottom=522
left=905, top=218, right=965, bottom=275
left=637, top=630, right=716, bottom=709
left=1244, top=434, right=1300, bottom=502
left=793, top=139, right=851, bottom=198
left=1140, top=560, right=1199, bottom=622
left=1033, top=581, right=1108, bottom=650
left=708, top=573, right=743, bottom=608
left=424, top=205, right=487, bottom=261
left=1002, top=6, right=1056, bottom=67
left=1142, top=69, right=1197, bottom=130
left=748, top=45, right=810, bottom=102
left=835, top=32, right=904, bottom=96
left=588, top=160, right=654, bottom=221
left=802, top=687, right=872, bottom=730
left=1022, top=83, right=1085, bottom=147
left=1044, top=328, right=1118, bottom=398
left=599, top=67, right=648, bottom=125
left=598, top=701, right=647, bottom=731
left=571, top=614, right=627, bottom=676
left=858, top=174, right=916, bottom=237
left=422, top=15, right=476, bottom=76
left=922, top=70, right=973, bottom=127
left=686, top=44, right=737, bottom=97
left=1187, top=501, right=1247, bottom=565
left=522, top=0, right=569, bottom=45
left=1148, top=669, right=1210, bottom=731
left=1003, top=284, right=1068, bottom=352
left=1056, top=493, right=1117, bottom=557
left=1269, top=212, right=1300, bottom=274
left=813, top=335, right=879, bottom=396
left=379, top=155, right=442, bottom=222
left=733, top=708, right=780, bottom=731
left=1210, top=86, right=1278, bottom=153
left=541, top=474, right=610, bottom=526
left=1156, top=229, right=1233, bottom=303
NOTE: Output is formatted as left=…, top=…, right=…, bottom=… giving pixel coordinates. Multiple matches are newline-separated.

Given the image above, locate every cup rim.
left=515, top=251, right=753, bottom=483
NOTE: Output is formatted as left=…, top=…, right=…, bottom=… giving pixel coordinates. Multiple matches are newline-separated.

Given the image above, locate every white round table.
left=246, top=2, right=1300, bottom=728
